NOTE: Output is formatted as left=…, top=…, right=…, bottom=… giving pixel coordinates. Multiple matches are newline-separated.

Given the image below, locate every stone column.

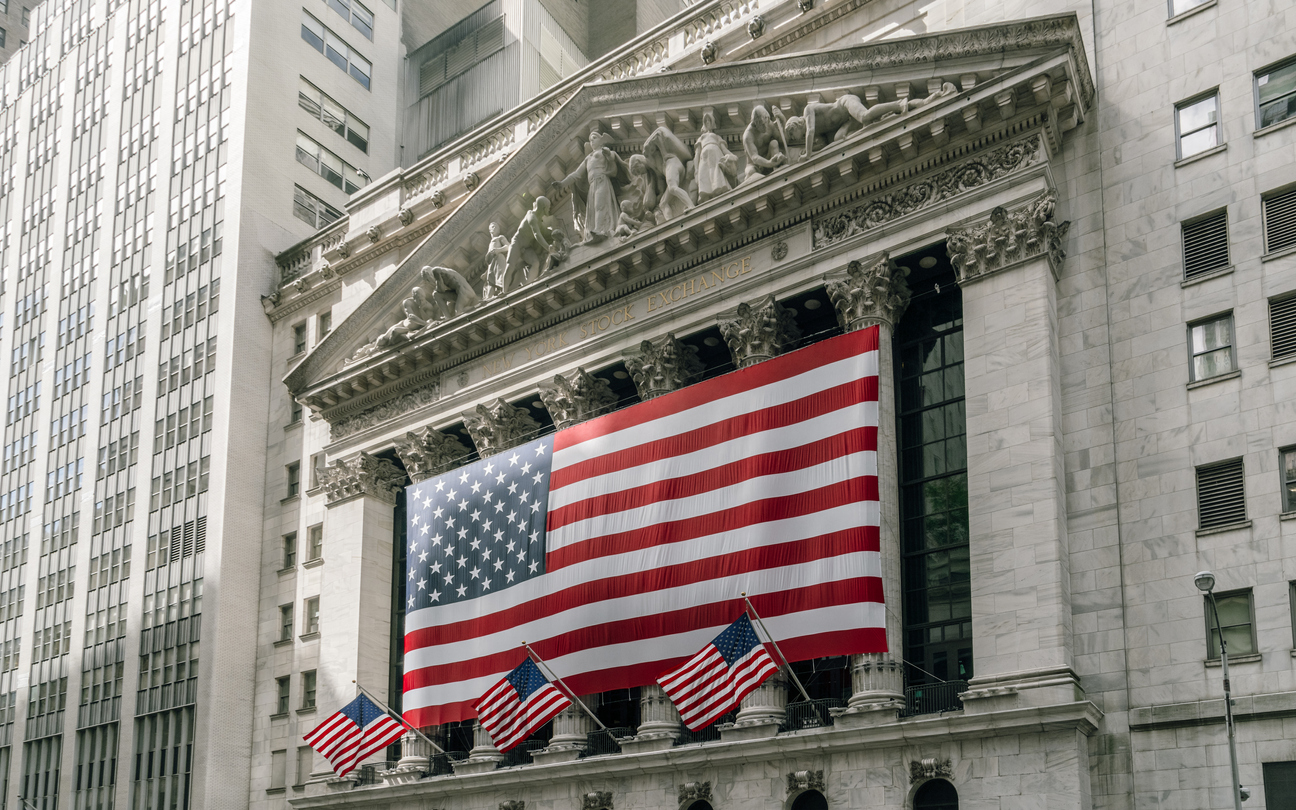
left=537, top=368, right=617, bottom=430
left=455, top=720, right=504, bottom=774
left=945, top=190, right=1082, bottom=712
left=385, top=730, right=436, bottom=784
left=462, top=398, right=541, bottom=455
left=624, top=333, right=704, bottom=401
left=718, top=294, right=801, bottom=369
left=533, top=694, right=600, bottom=764
left=392, top=426, right=471, bottom=483
left=317, top=453, right=406, bottom=770
left=825, top=253, right=911, bottom=726
left=723, top=671, right=788, bottom=741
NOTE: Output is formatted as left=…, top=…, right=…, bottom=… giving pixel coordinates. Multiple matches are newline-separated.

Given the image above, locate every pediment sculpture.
left=347, top=265, right=481, bottom=362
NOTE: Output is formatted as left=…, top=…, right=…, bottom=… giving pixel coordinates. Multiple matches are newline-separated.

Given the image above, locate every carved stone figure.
left=392, top=426, right=471, bottom=483
left=481, top=221, right=511, bottom=300
left=614, top=200, right=646, bottom=239
left=741, top=104, right=788, bottom=184
left=541, top=226, right=569, bottom=276
left=624, top=333, right=704, bottom=400
left=826, top=252, right=912, bottom=331
left=909, top=758, right=953, bottom=783
left=678, top=782, right=712, bottom=805
left=624, top=154, right=657, bottom=222
left=642, top=125, right=694, bottom=222
left=423, top=265, right=481, bottom=320
left=718, top=295, right=802, bottom=369
left=501, top=196, right=559, bottom=293
left=462, top=399, right=541, bottom=455
left=786, top=770, right=826, bottom=794
left=693, top=109, right=738, bottom=202
left=784, top=82, right=959, bottom=158
left=538, top=368, right=617, bottom=430
left=558, top=128, right=629, bottom=244
left=581, top=791, right=613, bottom=810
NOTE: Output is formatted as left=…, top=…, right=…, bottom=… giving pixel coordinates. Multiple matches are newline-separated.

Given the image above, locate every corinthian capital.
left=538, top=368, right=617, bottom=431
left=826, top=252, right=912, bottom=332
left=946, top=188, right=1070, bottom=283
left=624, top=333, right=705, bottom=401
left=462, top=399, right=541, bottom=455
left=718, top=295, right=801, bottom=369
left=393, top=426, right=472, bottom=483
left=319, top=452, right=407, bottom=505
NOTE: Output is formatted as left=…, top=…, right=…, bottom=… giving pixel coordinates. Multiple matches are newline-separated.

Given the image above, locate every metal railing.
left=781, top=697, right=847, bottom=731
left=501, top=739, right=547, bottom=767
left=900, top=680, right=967, bottom=717
left=675, top=710, right=736, bottom=745
left=584, top=726, right=633, bottom=757
left=428, top=750, right=467, bottom=775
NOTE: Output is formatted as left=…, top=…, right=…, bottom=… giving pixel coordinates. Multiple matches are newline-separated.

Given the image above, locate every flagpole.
left=520, top=642, right=610, bottom=732
left=352, top=680, right=447, bottom=755
left=741, top=593, right=814, bottom=703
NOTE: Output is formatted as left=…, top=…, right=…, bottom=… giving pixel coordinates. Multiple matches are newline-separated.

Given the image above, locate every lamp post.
left=1195, top=570, right=1245, bottom=810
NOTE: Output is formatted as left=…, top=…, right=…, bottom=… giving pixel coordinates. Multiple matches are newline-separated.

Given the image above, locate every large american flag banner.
left=403, top=327, right=884, bottom=728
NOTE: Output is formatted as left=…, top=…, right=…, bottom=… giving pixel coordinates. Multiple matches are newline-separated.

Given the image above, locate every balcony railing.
left=428, top=750, right=467, bottom=775
left=781, top=697, right=847, bottom=731
left=675, top=710, right=736, bottom=745
left=584, top=726, right=633, bottom=757
left=900, top=680, right=967, bottom=717
left=501, top=739, right=546, bottom=767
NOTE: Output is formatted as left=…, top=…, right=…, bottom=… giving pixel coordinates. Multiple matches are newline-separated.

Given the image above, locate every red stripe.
left=401, top=625, right=884, bottom=727
left=405, top=532, right=876, bottom=661
left=549, top=425, right=878, bottom=531
left=550, top=379, right=877, bottom=493
left=404, top=578, right=879, bottom=691
left=554, top=328, right=879, bottom=453
left=549, top=475, right=878, bottom=571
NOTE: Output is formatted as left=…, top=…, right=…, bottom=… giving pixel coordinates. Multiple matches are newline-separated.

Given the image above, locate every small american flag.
left=657, top=614, right=780, bottom=731
left=302, top=694, right=405, bottom=777
left=473, top=657, right=572, bottom=752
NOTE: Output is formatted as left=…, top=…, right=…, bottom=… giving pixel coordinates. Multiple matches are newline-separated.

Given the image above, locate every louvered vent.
left=1264, top=187, right=1296, bottom=254
left=1196, top=458, right=1247, bottom=530
left=419, top=16, right=507, bottom=99
left=1272, top=295, right=1296, bottom=360
left=419, top=53, right=446, bottom=97
left=1182, top=210, right=1229, bottom=279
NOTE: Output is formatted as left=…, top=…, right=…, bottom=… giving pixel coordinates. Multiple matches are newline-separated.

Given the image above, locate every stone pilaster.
left=454, top=720, right=503, bottom=774
left=392, top=426, right=471, bottom=483
left=462, top=398, right=541, bottom=455
left=947, top=192, right=1081, bottom=712
left=534, top=694, right=600, bottom=764
left=317, top=453, right=407, bottom=772
left=825, top=254, right=910, bottom=725
left=723, top=671, right=787, bottom=741
left=537, top=368, right=617, bottom=430
left=623, top=333, right=704, bottom=400
left=718, top=294, right=802, bottom=369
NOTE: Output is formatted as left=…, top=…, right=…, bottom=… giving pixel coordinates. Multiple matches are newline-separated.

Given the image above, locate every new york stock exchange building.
left=258, top=2, right=1296, bottom=810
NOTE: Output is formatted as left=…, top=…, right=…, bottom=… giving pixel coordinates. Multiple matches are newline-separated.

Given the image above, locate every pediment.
left=288, top=13, right=1092, bottom=430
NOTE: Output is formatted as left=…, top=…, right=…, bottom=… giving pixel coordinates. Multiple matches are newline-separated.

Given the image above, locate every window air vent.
left=1196, top=458, right=1247, bottom=530
left=1264, top=186, right=1296, bottom=254
left=1272, top=294, right=1296, bottom=361
left=1182, top=210, right=1229, bottom=279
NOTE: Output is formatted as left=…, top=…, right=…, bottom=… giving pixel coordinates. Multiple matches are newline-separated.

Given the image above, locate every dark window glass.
left=1263, top=761, right=1296, bottom=810
left=914, top=779, right=959, bottom=810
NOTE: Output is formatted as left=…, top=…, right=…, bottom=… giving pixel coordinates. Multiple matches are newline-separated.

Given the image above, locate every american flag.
left=403, top=327, right=884, bottom=728
left=302, top=694, right=406, bottom=777
left=658, top=614, right=780, bottom=730
left=474, top=657, right=572, bottom=751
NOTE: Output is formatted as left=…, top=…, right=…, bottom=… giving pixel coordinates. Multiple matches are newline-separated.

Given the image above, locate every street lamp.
left=1195, top=570, right=1246, bottom=810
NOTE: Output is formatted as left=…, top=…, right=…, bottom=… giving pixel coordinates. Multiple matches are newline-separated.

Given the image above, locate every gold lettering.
left=741, top=256, right=752, bottom=274
left=647, top=294, right=658, bottom=313
left=712, top=269, right=725, bottom=286
left=698, top=274, right=711, bottom=291
left=726, top=262, right=740, bottom=279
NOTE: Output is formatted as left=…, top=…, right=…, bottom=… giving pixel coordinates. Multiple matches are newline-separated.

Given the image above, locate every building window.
left=897, top=285, right=972, bottom=688
left=21, top=7, right=28, bottom=26
left=1282, top=448, right=1296, bottom=514
left=1264, top=762, right=1296, bottom=809
left=297, top=747, right=313, bottom=786
left=318, top=310, right=332, bottom=339
left=1175, top=92, right=1221, bottom=159
left=1263, top=186, right=1296, bottom=255
left=304, top=597, right=320, bottom=635
left=290, top=397, right=304, bottom=424
left=1181, top=210, right=1229, bottom=279
left=1272, top=294, right=1296, bottom=360
left=292, top=323, right=307, bottom=355
left=286, top=463, right=301, bottom=498
left=275, top=676, right=291, bottom=715
left=301, top=670, right=317, bottom=710
left=309, top=453, right=324, bottom=490
left=301, top=12, right=372, bottom=89
left=299, top=78, right=370, bottom=153
left=295, top=131, right=368, bottom=194
left=1204, top=589, right=1256, bottom=659
left=1188, top=313, right=1234, bottom=381
left=279, top=604, right=294, bottom=642
left=1256, top=57, right=1296, bottom=130
left=324, top=0, right=373, bottom=40
left=1168, top=0, right=1210, bottom=15
left=1196, top=457, right=1247, bottom=530
left=307, top=524, right=323, bottom=561
left=913, top=779, right=958, bottom=810
left=270, top=750, right=287, bottom=790
left=1290, top=583, right=1296, bottom=647
left=0, top=29, right=6, bottom=48
left=293, top=184, right=344, bottom=230
left=282, top=533, right=297, bottom=569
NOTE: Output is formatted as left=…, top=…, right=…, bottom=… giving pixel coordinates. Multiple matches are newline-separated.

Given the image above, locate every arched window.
left=685, top=802, right=714, bottom=810
left=913, top=779, right=958, bottom=810
left=791, top=789, right=828, bottom=810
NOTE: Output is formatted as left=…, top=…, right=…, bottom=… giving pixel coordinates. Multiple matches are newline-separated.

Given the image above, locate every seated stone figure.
left=783, top=82, right=959, bottom=158
left=742, top=104, right=788, bottom=184
left=418, top=265, right=480, bottom=321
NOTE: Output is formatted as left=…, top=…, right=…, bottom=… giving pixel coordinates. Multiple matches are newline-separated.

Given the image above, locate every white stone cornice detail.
left=318, top=452, right=407, bottom=506
left=946, top=188, right=1070, bottom=283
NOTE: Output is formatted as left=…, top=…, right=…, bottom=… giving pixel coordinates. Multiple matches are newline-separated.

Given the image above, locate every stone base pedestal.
left=620, top=734, right=678, bottom=754
left=530, top=746, right=584, bottom=765
left=719, top=719, right=781, bottom=741
left=453, top=756, right=502, bottom=775
left=961, top=666, right=1083, bottom=714
left=380, top=764, right=425, bottom=785
left=832, top=700, right=905, bottom=729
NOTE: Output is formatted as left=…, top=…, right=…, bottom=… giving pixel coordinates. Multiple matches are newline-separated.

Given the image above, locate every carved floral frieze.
left=826, top=252, right=912, bottom=332
left=719, top=295, right=802, bottom=368
left=538, top=368, right=617, bottom=430
left=678, top=782, right=712, bottom=805
left=330, top=383, right=440, bottom=441
left=946, top=188, right=1069, bottom=281
left=909, top=758, right=953, bottom=783
left=787, top=770, right=825, bottom=794
left=392, top=426, right=472, bottom=483
left=581, top=792, right=613, bottom=810
left=318, top=452, right=407, bottom=505
left=625, top=333, right=705, bottom=401
left=463, top=399, right=541, bottom=455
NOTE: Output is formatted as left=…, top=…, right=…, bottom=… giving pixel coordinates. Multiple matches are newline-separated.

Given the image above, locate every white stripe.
left=552, top=349, right=877, bottom=470
left=404, top=553, right=877, bottom=671
left=406, top=504, right=879, bottom=634
left=404, top=600, right=881, bottom=711
left=548, top=402, right=878, bottom=511
left=548, top=449, right=878, bottom=552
